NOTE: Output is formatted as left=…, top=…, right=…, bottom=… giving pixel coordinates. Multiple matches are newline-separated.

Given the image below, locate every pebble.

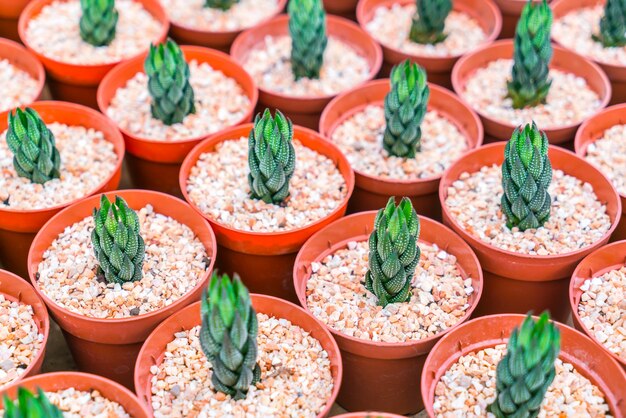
left=0, top=59, right=40, bottom=113
left=40, top=388, right=129, bottom=418
left=583, top=124, right=626, bottom=196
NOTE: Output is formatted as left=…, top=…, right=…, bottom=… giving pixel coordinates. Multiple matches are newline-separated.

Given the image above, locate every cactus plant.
left=488, top=312, right=561, bottom=418
left=144, top=39, right=196, bottom=126
left=79, top=0, right=118, bottom=47
left=501, top=122, right=552, bottom=231
left=200, top=272, right=261, bottom=400
left=288, top=0, right=328, bottom=80
left=205, top=0, right=239, bottom=10
left=6, top=108, right=61, bottom=185
left=507, top=0, right=553, bottom=109
left=91, top=195, right=145, bottom=284
left=248, top=109, right=296, bottom=204
left=2, top=387, right=63, bottom=418
left=365, top=197, right=421, bottom=307
left=383, top=60, right=430, bottom=158
left=409, top=0, right=452, bottom=45
left=593, top=0, right=626, bottom=47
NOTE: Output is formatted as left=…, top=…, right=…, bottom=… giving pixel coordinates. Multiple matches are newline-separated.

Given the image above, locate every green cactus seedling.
left=409, top=0, right=452, bottom=45
left=288, top=0, right=328, bottom=80
left=79, top=0, right=118, bottom=47
left=593, top=0, right=626, bottom=47
left=2, top=387, right=63, bottom=418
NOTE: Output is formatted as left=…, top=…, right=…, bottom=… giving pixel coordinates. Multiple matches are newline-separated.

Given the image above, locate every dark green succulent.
left=6, top=107, right=61, bottom=185
left=593, top=0, right=626, bottom=47
left=288, top=0, right=328, bottom=80
left=409, top=0, right=452, bottom=45
left=205, top=0, right=239, bottom=10
left=200, top=272, right=261, bottom=400
left=2, top=387, right=63, bottom=418
left=383, top=60, right=429, bottom=158
left=144, top=39, right=196, bottom=126
left=507, top=0, right=553, bottom=109
left=488, top=312, right=561, bottom=418
left=79, top=0, right=118, bottom=47
left=91, top=195, right=145, bottom=284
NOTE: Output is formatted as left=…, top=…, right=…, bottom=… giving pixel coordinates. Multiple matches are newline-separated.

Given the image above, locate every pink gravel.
left=0, top=59, right=40, bottom=114
left=583, top=124, right=626, bottom=196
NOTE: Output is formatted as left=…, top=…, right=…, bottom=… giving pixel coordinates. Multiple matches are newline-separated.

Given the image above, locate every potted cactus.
left=134, top=273, right=342, bottom=416
left=319, top=59, right=483, bottom=217
left=495, top=0, right=549, bottom=39
left=0, top=38, right=45, bottom=114
left=26, top=190, right=217, bottom=389
left=18, top=0, right=168, bottom=108
left=230, top=0, right=382, bottom=129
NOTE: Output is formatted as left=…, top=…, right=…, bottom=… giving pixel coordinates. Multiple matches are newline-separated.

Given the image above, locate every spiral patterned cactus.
left=409, top=0, right=452, bottom=45
left=79, top=0, right=118, bottom=46
left=593, top=0, right=626, bottom=47
left=288, top=0, right=328, bottom=80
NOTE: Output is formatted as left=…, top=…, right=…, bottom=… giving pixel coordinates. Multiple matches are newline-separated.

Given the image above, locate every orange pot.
left=319, top=79, right=483, bottom=220
left=451, top=39, right=611, bottom=146
left=0, top=372, right=151, bottom=418
left=97, top=45, right=258, bottom=197
left=293, top=211, right=483, bottom=414
left=439, top=142, right=621, bottom=323
left=27, top=190, right=217, bottom=390
left=0, top=38, right=45, bottom=109
left=421, top=314, right=626, bottom=417
left=0, top=101, right=124, bottom=279
left=495, top=0, right=547, bottom=40
left=18, top=0, right=169, bottom=109
left=230, top=14, right=382, bottom=130
left=135, top=295, right=343, bottom=417
left=575, top=104, right=626, bottom=242
left=180, top=124, right=354, bottom=303
left=0, top=0, right=31, bottom=42
left=356, top=0, right=502, bottom=86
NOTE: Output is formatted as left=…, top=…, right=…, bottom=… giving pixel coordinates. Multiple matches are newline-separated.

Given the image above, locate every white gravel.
left=444, top=164, right=612, bottom=255
left=24, top=0, right=163, bottom=65
left=150, top=314, right=334, bottom=417
left=186, top=137, right=347, bottom=232
left=583, top=124, right=626, bottom=196
left=364, top=3, right=487, bottom=57
left=460, top=59, right=602, bottom=128
left=242, top=35, right=371, bottom=97
left=35, top=205, right=209, bottom=318
left=0, top=59, right=40, bottom=114
left=330, top=104, right=468, bottom=180
left=0, top=123, right=118, bottom=211
left=106, top=60, right=251, bottom=141
left=45, top=388, right=130, bottom=418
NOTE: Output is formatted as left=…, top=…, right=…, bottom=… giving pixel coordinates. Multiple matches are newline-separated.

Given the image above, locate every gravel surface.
left=106, top=61, right=251, bottom=141
left=578, top=266, right=626, bottom=362
left=364, top=3, right=487, bottom=57
left=45, top=388, right=130, bottom=418
left=0, top=59, right=40, bottom=114
left=330, top=104, right=468, bottom=180
left=36, top=205, right=208, bottom=318
left=0, top=123, right=118, bottom=211
left=0, top=295, right=44, bottom=389
left=242, top=35, right=370, bottom=97
left=460, top=59, right=602, bottom=128
left=433, top=343, right=613, bottom=417
left=186, top=137, right=347, bottom=232
left=444, top=165, right=612, bottom=255
left=150, top=314, right=334, bottom=417
left=583, top=124, right=626, bottom=196
left=24, top=0, right=163, bottom=65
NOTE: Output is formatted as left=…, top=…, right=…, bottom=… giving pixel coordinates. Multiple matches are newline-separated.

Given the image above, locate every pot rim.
left=0, top=37, right=46, bottom=105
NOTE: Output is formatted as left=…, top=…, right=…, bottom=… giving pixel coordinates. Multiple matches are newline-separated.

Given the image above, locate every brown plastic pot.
left=27, top=190, right=217, bottom=390
left=293, top=211, right=483, bottom=414
left=356, top=0, right=502, bottom=86
left=0, top=0, right=31, bottom=42
left=230, top=14, right=382, bottom=130
left=439, top=142, right=621, bottom=323
left=18, top=0, right=169, bottom=109
left=0, top=372, right=151, bottom=418
left=319, top=79, right=483, bottom=220
left=0, top=38, right=45, bottom=108
left=451, top=39, right=612, bottom=146
left=0, top=101, right=124, bottom=279
left=135, top=295, right=343, bottom=416
left=180, top=123, right=354, bottom=303
left=575, top=103, right=626, bottom=242
left=421, top=314, right=626, bottom=417
left=495, top=0, right=547, bottom=39
left=97, top=45, right=258, bottom=198
left=570, top=240, right=626, bottom=372
left=0, top=269, right=49, bottom=388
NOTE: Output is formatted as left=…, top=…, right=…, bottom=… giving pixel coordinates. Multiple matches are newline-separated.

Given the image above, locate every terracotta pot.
left=0, top=0, right=31, bottom=42
left=439, top=142, right=621, bottom=323
left=168, top=0, right=287, bottom=52
left=575, top=103, right=626, bottom=242
left=495, top=0, right=547, bottom=39
left=0, top=269, right=49, bottom=388
left=293, top=211, right=483, bottom=414
left=356, top=0, right=502, bottom=86
left=570, top=240, right=626, bottom=372
left=332, top=414, right=404, bottom=418
left=135, top=295, right=343, bottom=417
left=0, top=101, right=124, bottom=279
left=421, top=314, right=626, bottom=417
left=451, top=39, right=611, bottom=146
left=0, top=372, right=151, bottom=418
left=319, top=79, right=483, bottom=219
left=27, top=190, right=217, bottom=390
left=0, top=38, right=45, bottom=108
left=230, top=14, right=382, bottom=130
left=324, top=0, right=358, bottom=20
left=180, top=124, right=354, bottom=303
left=18, top=0, right=169, bottom=109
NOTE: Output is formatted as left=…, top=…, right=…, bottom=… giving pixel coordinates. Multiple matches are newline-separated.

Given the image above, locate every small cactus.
left=409, top=0, right=452, bottom=45
left=79, top=0, right=118, bottom=47
left=2, top=387, right=63, bottom=418
left=593, top=0, right=626, bottom=47
left=288, top=0, right=328, bottom=80
left=205, top=0, right=239, bottom=10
